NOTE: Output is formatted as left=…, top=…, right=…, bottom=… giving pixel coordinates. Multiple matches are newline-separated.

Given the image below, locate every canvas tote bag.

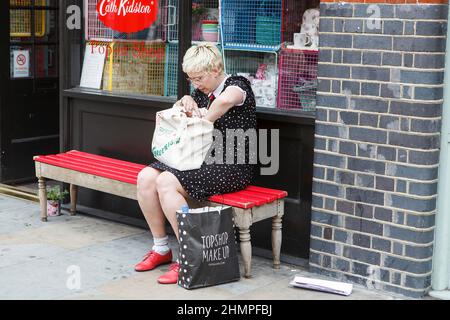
left=151, top=106, right=214, bottom=171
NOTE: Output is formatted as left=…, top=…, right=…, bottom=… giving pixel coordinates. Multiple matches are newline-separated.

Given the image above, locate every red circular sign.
left=17, top=54, right=26, bottom=66
left=97, top=0, right=159, bottom=33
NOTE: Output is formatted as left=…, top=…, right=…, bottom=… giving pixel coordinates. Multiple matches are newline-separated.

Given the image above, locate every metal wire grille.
left=10, top=0, right=34, bottom=5
left=277, top=47, right=318, bottom=111
left=164, top=42, right=179, bottom=97
left=85, top=0, right=166, bottom=42
left=224, top=50, right=278, bottom=108
left=10, top=0, right=46, bottom=37
left=102, top=41, right=166, bottom=96
left=165, top=43, right=222, bottom=97
left=168, top=0, right=220, bottom=42
left=86, top=0, right=113, bottom=41
left=221, top=0, right=282, bottom=51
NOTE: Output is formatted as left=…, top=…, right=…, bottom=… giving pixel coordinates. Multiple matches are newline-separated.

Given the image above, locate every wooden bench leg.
left=272, top=199, right=284, bottom=269
left=70, top=184, right=78, bottom=215
left=38, top=177, right=47, bottom=222
left=239, top=228, right=252, bottom=278
left=272, top=215, right=282, bottom=269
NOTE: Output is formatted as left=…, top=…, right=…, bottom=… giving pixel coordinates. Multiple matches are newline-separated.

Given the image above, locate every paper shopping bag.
left=151, top=106, right=213, bottom=171
left=176, top=206, right=241, bottom=289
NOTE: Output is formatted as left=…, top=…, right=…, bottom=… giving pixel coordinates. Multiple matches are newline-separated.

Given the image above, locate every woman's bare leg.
left=136, top=167, right=167, bottom=238
left=156, top=172, right=189, bottom=241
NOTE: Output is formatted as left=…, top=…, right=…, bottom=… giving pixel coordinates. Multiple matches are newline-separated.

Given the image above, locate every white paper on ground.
left=290, top=275, right=353, bottom=296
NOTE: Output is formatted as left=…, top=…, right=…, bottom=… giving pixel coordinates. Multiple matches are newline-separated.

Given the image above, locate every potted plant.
left=47, top=186, right=69, bottom=217
left=192, top=2, right=206, bottom=41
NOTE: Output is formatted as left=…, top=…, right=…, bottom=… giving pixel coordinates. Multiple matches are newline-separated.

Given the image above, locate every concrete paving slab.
left=0, top=194, right=406, bottom=300
left=0, top=214, right=144, bottom=250
left=0, top=246, right=136, bottom=299
left=95, top=271, right=239, bottom=300
left=0, top=205, right=57, bottom=234
left=0, top=196, right=36, bottom=211
left=231, top=274, right=399, bottom=300
left=0, top=243, right=67, bottom=269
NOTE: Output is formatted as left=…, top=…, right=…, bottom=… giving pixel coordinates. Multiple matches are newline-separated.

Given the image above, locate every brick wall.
left=311, top=0, right=448, bottom=297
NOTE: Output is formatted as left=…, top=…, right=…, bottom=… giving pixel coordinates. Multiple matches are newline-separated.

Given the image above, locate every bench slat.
left=36, top=156, right=138, bottom=184
left=220, top=193, right=266, bottom=206
left=62, top=153, right=145, bottom=172
left=245, top=185, right=288, bottom=199
left=237, top=190, right=278, bottom=202
left=209, top=191, right=277, bottom=208
left=35, top=150, right=288, bottom=209
left=208, top=194, right=257, bottom=209
left=67, top=150, right=146, bottom=170
left=55, top=154, right=143, bottom=176
left=44, top=155, right=139, bottom=180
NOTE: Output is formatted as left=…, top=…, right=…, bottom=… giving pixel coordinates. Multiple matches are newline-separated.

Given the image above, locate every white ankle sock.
left=152, top=236, right=170, bottom=255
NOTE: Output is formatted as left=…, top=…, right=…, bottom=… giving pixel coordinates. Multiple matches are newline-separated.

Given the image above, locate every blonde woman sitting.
left=135, top=43, right=257, bottom=284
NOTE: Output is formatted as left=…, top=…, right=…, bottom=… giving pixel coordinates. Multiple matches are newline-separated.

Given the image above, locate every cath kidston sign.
left=97, top=0, right=159, bottom=33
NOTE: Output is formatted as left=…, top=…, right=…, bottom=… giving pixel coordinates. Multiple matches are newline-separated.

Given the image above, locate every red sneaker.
left=157, top=262, right=180, bottom=284
left=134, top=250, right=172, bottom=272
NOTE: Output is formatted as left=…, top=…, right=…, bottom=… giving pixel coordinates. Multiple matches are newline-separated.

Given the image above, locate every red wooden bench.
left=34, top=150, right=287, bottom=278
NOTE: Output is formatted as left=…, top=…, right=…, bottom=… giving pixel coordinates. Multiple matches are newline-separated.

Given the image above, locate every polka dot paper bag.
left=176, top=205, right=240, bottom=289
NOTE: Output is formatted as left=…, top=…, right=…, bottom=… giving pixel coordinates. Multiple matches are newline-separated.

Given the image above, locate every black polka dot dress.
left=150, top=76, right=257, bottom=201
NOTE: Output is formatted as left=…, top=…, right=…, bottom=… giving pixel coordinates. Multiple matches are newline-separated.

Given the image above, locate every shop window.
left=165, top=42, right=179, bottom=97
left=221, top=0, right=283, bottom=51
left=79, top=0, right=320, bottom=112
left=168, top=0, right=220, bottom=43
left=83, top=0, right=167, bottom=95
left=220, top=0, right=320, bottom=112
left=9, top=0, right=59, bottom=80
left=224, top=50, right=278, bottom=108
left=278, top=46, right=318, bottom=111
left=101, top=41, right=166, bottom=96
left=85, top=0, right=166, bottom=41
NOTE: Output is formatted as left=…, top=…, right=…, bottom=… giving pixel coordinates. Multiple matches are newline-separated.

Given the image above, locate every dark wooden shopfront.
left=60, top=0, right=315, bottom=263
left=0, top=0, right=59, bottom=184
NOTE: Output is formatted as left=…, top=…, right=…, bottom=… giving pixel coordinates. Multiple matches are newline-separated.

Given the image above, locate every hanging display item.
left=96, top=0, right=159, bottom=33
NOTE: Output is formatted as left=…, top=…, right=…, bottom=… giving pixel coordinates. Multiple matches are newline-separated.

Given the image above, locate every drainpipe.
left=431, top=8, right=450, bottom=292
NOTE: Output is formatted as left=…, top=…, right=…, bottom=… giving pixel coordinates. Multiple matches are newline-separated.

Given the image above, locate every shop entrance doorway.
left=0, top=0, right=59, bottom=185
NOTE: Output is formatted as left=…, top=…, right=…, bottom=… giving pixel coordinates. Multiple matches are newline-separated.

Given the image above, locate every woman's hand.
left=178, top=95, right=201, bottom=117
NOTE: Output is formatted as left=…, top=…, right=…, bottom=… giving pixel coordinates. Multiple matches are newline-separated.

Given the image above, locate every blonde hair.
left=182, top=43, right=224, bottom=74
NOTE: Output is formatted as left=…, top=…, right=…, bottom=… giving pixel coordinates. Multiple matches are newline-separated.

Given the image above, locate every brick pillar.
left=311, top=0, right=448, bottom=297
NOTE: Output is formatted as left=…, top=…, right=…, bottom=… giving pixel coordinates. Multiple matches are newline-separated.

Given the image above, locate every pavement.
left=0, top=193, right=408, bottom=300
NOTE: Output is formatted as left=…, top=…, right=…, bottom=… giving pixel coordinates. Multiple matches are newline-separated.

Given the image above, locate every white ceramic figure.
left=294, top=32, right=311, bottom=47
left=292, top=8, right=320, bottom=49
left=302, top=8, right=320, bottom=27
